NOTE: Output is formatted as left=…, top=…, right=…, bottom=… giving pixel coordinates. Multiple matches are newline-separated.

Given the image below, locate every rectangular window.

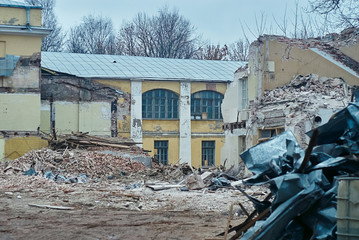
left=202, top=141, right=215, bottom=166
left=154, top=140, right=169, bottom=165
left=241, top=78, right=248, bottom=109
left=258, top=127, right=285, bottom=143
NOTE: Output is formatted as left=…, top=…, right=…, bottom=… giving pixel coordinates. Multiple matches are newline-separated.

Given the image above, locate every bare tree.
left=194, top=44, right=229, bottom=60
left=229, top=40, right=250, bottom=61
left=67, top=15, right=116, bottom=54
left=25, top=0, right=65, bottom=51
left=118, top=7, right=200, bottom=59
left=309, top=0, right=359, bottom=28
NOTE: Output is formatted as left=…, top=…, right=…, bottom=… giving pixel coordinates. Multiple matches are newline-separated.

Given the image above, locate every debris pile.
left=247, top=74, right=351, bottom=147
left=228, top=102, right=359, bottom=239
left=1, top=147, right=147, bottom=182
left=44, top=132, right=141, bottom=151
left=261, top=74, right=349, bottom=103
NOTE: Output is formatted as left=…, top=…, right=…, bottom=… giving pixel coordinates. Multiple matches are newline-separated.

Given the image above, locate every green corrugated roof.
left=41, top=52, right=246, bottom=82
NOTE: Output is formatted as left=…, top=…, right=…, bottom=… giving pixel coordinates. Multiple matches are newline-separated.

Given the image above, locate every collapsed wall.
left=246, top=74, right=352, bottom=148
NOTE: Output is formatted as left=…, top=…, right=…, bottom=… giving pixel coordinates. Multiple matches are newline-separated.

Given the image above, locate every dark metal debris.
left=237, top=102, right=359, bottom=239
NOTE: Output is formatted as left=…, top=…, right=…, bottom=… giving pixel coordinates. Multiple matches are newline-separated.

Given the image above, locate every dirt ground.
left=0, top=172, right=268, bottom=240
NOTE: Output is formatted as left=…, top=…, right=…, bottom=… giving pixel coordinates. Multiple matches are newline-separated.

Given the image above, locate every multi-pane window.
left=202, top=141, right=215, bottom=166
left=241, top=78, right=248, bottom=110
left=191, top=91, right=224, bottom=120
left=154, top=140, right=168, bottom=165
left=142, top=89, right=178, bottom=119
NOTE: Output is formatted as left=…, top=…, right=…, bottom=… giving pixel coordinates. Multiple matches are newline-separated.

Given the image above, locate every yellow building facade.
left=41, top=52, right=244, bottom=167
left=0, top=0, right=50, bottom=160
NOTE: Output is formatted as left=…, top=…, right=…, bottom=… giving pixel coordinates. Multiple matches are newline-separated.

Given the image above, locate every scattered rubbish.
left=227, top=102, right=359, bottom=240
left=209, top=177, right=231, bottom=190
left=28, top=204, right=75, bottom=210
left=146, top=184, right=185, bottom=191
left=125, top=182, right=142, bottom=190
left=24, top=168, right=37, bottom=176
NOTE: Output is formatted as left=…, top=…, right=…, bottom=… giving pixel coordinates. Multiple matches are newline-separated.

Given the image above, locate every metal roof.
left=0, top=0, right=41, bottom=8
left=41, top=52, right=246, bottom=82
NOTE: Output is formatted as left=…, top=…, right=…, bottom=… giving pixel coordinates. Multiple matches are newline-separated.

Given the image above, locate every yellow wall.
left=340, top=43, right=359, bottom=63
left=142, top=120, right=179, bottom=132
left=0, top=35, right=42, bottom=56
left=191, top=82, right=227, bottom=94
left=191, top=120, right=223, bottom=133
left=143, top=136, right=180, bottom=165
left=0, top=94, right=40, bottom=131
left=4, top=136, right=47, bottom=160
left=95, top=79, right=131, bottom=94
left=0, top=7, right=41, bottom=26
left=191, top=137, right=225, bottom=168
left=260, top=40, right=359, bottom=92
left=142, top=81, right=180, bottom=94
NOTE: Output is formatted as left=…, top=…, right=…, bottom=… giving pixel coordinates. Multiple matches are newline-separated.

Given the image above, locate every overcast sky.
left=54, top=0, right=312, bottom=44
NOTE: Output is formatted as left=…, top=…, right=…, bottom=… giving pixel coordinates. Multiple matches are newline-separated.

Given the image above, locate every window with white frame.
left=191, top=90, right=224, bottom=120
left=241, top=78, right=248, bottom=110
left=142, top=89, right=179, bottom=119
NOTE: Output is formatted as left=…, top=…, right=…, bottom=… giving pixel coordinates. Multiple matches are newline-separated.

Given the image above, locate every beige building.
left=221, top=31, right=359, bottom=172
left=0, top=0, right=50, bottom=160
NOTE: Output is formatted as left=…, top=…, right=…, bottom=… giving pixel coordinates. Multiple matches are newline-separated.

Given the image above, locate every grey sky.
left=55, top=0, right=311, bottom=44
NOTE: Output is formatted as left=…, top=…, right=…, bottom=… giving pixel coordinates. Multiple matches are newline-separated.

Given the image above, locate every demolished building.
left=221, top=30, right=359, bottom=172
left=40, top=52, right=245, bottom=167
left=0, top=0, right=50, bottom=160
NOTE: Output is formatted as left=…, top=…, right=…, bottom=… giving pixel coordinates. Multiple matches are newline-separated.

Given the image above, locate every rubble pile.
left=44, top=132, right=141, bottom=151
left=261, top=74, right=349, bottom=103
left=1, top=148, right=147, bottom=181
left=229, top=102, right=359, bottom=239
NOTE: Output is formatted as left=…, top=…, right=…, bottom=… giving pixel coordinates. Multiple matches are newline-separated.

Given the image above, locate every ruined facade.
left=0, top=0, right=50, bottom=160
left=41, top=52, right=245, bottom=167
left=221, top=31, right=359, bottom=171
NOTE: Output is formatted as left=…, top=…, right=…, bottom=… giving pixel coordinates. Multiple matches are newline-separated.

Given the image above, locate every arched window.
left=191, top=91, right=224, bottom=120
left=142, top=89, right=179, bottom=119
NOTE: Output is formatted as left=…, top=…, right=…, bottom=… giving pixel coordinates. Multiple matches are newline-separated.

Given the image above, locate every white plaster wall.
left=0, top=93, right=40, bottom=131
left=179, top=82, right=191, bottom=164
left=221, top=133, right=239, bottom=169
left=222, top=79, right=239, bottom=123
left=4, top=66, right=40, bottom=89
left=79, top=102, right=111, bottom=136
left=0, top=138, right=5, bottom=161
left=130, top=80, right=143, bottom=145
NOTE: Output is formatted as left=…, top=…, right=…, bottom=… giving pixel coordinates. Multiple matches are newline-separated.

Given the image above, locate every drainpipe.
left=26, top=7, right=31, bottom=29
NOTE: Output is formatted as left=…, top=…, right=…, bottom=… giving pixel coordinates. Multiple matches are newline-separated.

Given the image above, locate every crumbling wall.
left=246, top=74, right=351, bottom=148
left=248, top=33, right=359, bottom=99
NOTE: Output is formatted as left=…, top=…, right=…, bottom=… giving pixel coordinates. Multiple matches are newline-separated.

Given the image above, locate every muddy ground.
left=0, top=172, right=268, bottom=240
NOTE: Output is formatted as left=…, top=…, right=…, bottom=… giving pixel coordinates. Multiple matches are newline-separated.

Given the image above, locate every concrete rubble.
left=0, top=132, right=272, bottom=239
left=247, top=74, right=352, bottom=147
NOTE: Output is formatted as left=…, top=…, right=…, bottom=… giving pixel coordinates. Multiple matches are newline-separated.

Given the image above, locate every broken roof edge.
left=310, top=48, right=359, bottom=79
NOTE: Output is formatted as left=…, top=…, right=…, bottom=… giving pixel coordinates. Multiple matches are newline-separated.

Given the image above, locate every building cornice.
left=0, top=25, right=51, bottom=37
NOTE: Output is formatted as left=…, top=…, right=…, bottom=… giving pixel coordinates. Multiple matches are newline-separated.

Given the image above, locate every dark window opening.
left=142, top=89, right=178, bottom=119
left=191, top=91, right=224, bottom=120
left=202, top=141, right=215, bottom=166
left=154, top=140, right=169, bottom=165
